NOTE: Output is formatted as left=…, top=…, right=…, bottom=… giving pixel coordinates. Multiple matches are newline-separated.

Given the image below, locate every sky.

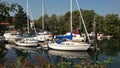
left=2, top=0, right=120, bottom=19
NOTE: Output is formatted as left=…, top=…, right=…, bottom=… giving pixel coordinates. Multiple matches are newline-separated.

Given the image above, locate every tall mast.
left=70, top=0, right=72, bottom=32
left=76, top=0, right=91, bottom=42
left=42, top=1, right=44, bottom=30
left=27, top=0, right=29, bottom=33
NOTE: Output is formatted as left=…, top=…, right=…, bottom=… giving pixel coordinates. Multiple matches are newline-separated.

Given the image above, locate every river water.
left=0, top=38, right=120, bottom=68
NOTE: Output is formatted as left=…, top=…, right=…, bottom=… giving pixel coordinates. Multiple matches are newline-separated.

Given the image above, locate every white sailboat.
left=3, top=30, right=22, bottom=43
left=15, top=0, right=38, bottom=46
left=48, top=0, right=91, bottom=51
left=15, top=37, right=38, bottom=46
left=33, top=1, right=52, bottom=42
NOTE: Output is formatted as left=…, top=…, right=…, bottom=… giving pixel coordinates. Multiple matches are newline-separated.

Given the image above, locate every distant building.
left=0, top=22, right=10, bottom=25
left=0, top=22, right=14, bottom=29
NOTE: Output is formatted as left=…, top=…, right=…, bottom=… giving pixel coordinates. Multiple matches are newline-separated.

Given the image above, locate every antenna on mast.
left=70, top=0, right=72, bottom=32
left=42, top=1, right=44, bottom=30
left=75, top=0, right=91, bottom=43
left=27, top=0, right=30, bottom=34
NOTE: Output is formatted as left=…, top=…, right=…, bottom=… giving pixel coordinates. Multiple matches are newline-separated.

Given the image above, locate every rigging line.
left=70, top=0, right=72, bottom=32
left=26, top=0, right=29, bottom=34
left=75, top=0, right=91, bottom=42
left=44, top=2, right=49, bottom=23
left=42, top=1, right=44, bottom=30
left=28, top=2, right=37, bottom=34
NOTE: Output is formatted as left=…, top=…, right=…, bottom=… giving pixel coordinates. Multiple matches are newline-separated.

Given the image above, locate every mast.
left=93, top=16, right=98, bottom=49
left=27, top=0, right=30, bottom=34
left=70, top=0, right=72, bottom=32
left=76, top=0, right=91, bottom=42
left=42, top=1, right=44, bottom=30
left=28, top=3, right=37, bottom=34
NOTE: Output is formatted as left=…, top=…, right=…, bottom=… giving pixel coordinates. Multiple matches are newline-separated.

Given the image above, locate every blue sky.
left=3, top=0, right=120, bottom=19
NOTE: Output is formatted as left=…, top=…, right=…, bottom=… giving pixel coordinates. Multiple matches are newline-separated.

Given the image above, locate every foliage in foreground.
left=0, top=55, right=114, bottom=68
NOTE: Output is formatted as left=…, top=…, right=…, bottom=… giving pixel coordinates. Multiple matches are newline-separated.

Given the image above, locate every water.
left=0, top=38, right=120, bottom=68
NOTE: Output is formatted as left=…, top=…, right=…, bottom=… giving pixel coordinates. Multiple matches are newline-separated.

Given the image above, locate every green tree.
left=37, top=16, right=42, bottom=30
left=0, top=1, right=17, bottom=22
left=0, top=1, right=18, bottom=32
left=103, top=14, right=120, bottom=36
left=63, top=9, right=96, bottom=33
left=13, top=5, right=27, bottom=32
left=94, top=15, right=104, bottom=33
left=58, top=15, right=69, bottom=34
left=37, top=14, right=49, bottom=31
left=81, top=9, right=96, bottom=32
left=63, top=11, right=71, bottom=32
left=49, top=14, right=58, bottom=35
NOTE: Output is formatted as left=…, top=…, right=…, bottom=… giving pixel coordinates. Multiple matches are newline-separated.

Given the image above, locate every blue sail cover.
left=56, top=32, right=73, bottom=44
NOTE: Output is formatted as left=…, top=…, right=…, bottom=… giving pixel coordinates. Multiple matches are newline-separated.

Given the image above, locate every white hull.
left=73, top=37, right=85, bottom=42
left=15, top=37, right=39, bottom=46
left=4, top=33, right=21, bottom=42
left=39, top=42, right=48, bottom=48
left=22, top=38, right=39, bottom=43
left=33, top=35, right=52, bottom=42
left=15, top=41, right=38, bottom=46
left=48, top=41, right=91, bottom=51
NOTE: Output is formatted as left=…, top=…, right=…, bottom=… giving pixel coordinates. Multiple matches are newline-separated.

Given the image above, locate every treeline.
left=36, top=10, right=120, bottom=38
left=0, top=1, right=120, bottom=37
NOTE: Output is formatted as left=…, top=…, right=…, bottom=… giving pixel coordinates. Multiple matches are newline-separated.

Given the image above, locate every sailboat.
left=65, top=28, right=86, bottom=42
left=3, top=31, right=22, bottom=43
left=14, top=0, right=38, bottom=46
left=33, top=1, right=52, bottom=42
left=48, top=0, right=91, bottom=51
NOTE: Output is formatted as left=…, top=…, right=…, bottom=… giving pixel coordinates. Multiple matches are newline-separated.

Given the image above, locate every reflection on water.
left=0, top=38, right=120, bottom=68
left=100, top=38, right=120, bottom=57
left=47, top=50, right=92, bottom=68
left=2, top=43, right=92, bottom=67
left=48, top=50, right=90, bottom=58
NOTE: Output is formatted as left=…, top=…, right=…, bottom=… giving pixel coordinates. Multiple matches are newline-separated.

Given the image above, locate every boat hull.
left=15, top=41, right=38, bottom=46
left=48, top=43, right=91, bottom=51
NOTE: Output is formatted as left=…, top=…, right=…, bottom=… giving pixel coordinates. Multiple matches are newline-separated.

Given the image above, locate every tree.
left=0, top=2, right=17, bottom=22
left=94, top=15, right=104, bottom=33
left=49, top=14, right=58, bottom=35
left=58, top=15, right=69, bottom=34
left=37, top=14, right=49, bottom=31
left=81, top=9, right=96, bottom=32
left=63, top=9, right=96, bottom=33
left=103, top=14, right=120, bottom=36
left=13, top=5, right=27, bottom=32
left=0, top=1, right=18, bottom=32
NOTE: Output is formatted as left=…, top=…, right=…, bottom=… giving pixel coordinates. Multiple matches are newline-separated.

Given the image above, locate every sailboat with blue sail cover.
left=48, top=0, right=91, bottom=51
